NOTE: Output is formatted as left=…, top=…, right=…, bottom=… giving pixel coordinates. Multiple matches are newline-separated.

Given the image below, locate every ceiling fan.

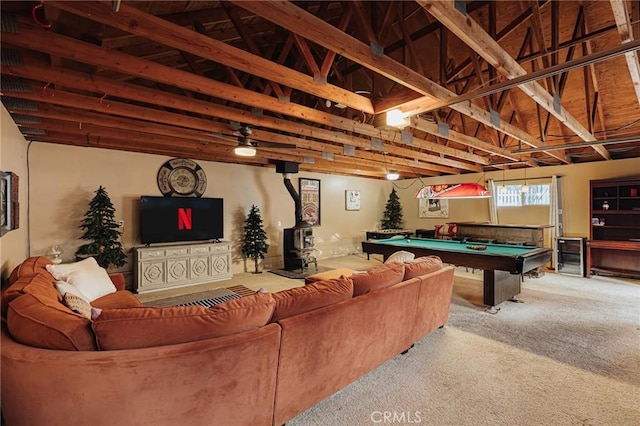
left=227, top=124, right=297, bottom=157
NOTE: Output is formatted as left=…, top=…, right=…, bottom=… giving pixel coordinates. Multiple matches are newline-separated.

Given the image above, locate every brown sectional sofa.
left=1, top=255, right=455, bottom=426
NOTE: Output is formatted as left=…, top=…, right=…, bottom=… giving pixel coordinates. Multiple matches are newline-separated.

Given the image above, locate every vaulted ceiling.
left=2, top=1, right=639, bottom=180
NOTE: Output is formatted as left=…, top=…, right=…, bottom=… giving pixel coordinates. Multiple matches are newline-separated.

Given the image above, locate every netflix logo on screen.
left=140, top=196, right=223, bottom=244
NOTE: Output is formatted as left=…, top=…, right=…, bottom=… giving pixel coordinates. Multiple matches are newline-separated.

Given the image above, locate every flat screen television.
left=140, top=196, right=224, bottom=244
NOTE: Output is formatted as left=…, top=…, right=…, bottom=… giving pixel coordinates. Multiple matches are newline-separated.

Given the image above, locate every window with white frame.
left=497, top=184, right=550, bottom=206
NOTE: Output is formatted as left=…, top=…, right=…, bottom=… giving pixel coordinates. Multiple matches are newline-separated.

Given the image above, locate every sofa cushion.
left=92, top=291, right=142, bottom=309
left=92, top=293, right=275, bottom=350
left=46, top=257, right=116, bottom=302
left=384, top=250, right=415, bottom=264
left=63, top=293, right=93, bottom=320
left=2, top=273, right=60, bottom=318
left=7, top=256, right=52, bottom=285
left=304, top=268, right=354, bottom=285
left=55, top=280, right=90, bottom=300
left=351, top=262, right=406, bottom=296
left=272, top=277, right=353, bottom=322
left=7, top=293, right=96, bottom=351
left=403, top=256, right=444, bottom=280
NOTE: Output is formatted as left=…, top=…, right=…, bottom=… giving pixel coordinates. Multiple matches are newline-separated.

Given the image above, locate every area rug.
left=269, top=265, right=333, bottom=280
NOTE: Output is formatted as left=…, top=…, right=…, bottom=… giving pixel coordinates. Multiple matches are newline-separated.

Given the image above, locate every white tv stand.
left=134, top=241, right=232, bottom=293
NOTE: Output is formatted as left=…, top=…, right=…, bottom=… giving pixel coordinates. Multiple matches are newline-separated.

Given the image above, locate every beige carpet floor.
left=134, top=254, right=640, bottom=425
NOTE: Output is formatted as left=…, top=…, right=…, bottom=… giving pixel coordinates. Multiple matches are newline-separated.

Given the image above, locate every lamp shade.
left=415, top=183, right=491, bottom=199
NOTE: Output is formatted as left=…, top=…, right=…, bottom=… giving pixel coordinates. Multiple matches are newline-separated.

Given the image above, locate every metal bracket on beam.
left=553, top=94, right=562, bottom=114
left=303, top=157, right=315, bottom=164
left=371, top=137, right=383, bottom=151
left=437, top=122, right=449, bottom=138
left=454, top=0, right=467, bottom=15
left=251, top=108, right=263, bottom=117
left=278, top=95, right=290, bottom=103
left=401, top=131, right=413, bottom=145
left=313, top=74, right=327, bottom=84
left=343, top=145, right=356, bottom=156
left=322, top=152, right=334, bottom=161
left=490, top=109, right=501, bottom=127
left=369, top=42, right=384, bottom=57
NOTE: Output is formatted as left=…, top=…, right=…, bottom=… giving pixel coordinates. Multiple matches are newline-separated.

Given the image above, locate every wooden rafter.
left=610, top=0, right=640, bottom=107
left=420, top=0, right=610, bottom=161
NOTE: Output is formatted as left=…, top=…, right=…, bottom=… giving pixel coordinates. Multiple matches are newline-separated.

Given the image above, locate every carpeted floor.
left=287, top=269, right=640, bottom=426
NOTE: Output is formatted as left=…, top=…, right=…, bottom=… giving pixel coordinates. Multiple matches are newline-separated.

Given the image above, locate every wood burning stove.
left=276, top=161, right=318, bottom=272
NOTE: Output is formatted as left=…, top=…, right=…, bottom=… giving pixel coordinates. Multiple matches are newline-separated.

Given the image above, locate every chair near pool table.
left=434, top=224, right=446, bottom=239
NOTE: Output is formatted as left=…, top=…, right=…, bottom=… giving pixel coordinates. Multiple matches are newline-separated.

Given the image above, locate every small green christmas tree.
left=242, top=205, right=269, bottom=273
left=381, top=188, right=403, bottom=229
left=75, top=186, right=126, bottom=269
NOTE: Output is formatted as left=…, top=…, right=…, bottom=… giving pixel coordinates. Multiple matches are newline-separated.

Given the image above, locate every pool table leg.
left=483, top=269, right=521, bottom=310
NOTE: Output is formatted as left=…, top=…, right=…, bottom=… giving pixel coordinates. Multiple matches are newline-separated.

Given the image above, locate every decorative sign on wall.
left=0, top=171, right=19, bottom=236
left=299, top=178, right=321, bottom=226
left=345, top=190, right=360, bottom=211
left=419, top=198, right=449, bottom=218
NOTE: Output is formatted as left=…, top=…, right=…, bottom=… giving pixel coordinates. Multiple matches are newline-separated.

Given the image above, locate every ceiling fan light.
left=234, top=146, right=256, bottom=157
left=386, top=171, right=400, bottom=181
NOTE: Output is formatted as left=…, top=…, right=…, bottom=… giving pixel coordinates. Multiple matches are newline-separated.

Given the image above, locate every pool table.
left=361, top=237, right=552, bottom=311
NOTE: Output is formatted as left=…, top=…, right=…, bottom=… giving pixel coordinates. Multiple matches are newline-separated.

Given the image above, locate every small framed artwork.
left=0, top=171, right=19, bottom=236
left=299, top=178, right=321, bottom=226
left=419, top=198, right=449, bottom=218
left=345, top=190, right=360, bottom=211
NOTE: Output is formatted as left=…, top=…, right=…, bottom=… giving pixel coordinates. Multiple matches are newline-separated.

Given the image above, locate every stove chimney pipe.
left=283, top=174, right=306, bottom=227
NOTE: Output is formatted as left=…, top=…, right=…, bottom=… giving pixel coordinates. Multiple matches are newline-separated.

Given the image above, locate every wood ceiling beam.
left=2, top=61, right=466, bottom=174
left=45, top=1, right=374, bottom=114
left=420, top=0, right=609, bottom=161
left=230, top=0, right=562, bottom=162
left=610, top=0, right=640, bottom=107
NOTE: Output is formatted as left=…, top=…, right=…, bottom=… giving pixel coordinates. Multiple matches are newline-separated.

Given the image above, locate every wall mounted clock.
left=157, top=158, right=207, bottom=197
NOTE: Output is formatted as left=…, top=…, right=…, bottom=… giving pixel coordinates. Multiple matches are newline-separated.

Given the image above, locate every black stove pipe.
left=283, top=174, right=306, bottom=228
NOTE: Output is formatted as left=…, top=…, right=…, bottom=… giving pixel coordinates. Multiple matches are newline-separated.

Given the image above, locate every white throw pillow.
left=55, top=280, right=90, bottom=301
left=46, top=257, right=116, bottom=302
left=384, top=250, right=416, bottom=264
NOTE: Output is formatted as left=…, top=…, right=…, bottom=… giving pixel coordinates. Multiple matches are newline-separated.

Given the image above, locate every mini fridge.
left=556, top=237, right=586, bottom=277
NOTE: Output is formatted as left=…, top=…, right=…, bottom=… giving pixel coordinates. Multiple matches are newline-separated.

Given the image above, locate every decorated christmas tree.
left=381, top=188, right=403, bottom=229
left=242, top=204, right=269, bottom=273
left=75, top=186, right=126, bottom=269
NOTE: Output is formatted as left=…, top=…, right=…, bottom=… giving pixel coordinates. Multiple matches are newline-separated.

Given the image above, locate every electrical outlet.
left=118, top=220, right=124, bottom=227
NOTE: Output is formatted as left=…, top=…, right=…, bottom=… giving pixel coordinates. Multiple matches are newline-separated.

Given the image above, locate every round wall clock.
left=157, top=158, right=207, bottom=197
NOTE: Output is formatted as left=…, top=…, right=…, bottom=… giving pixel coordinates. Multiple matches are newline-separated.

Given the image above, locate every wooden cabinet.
left=588, top=177, right=640, bottom=278
left=135, top=241, right=232, bottom=293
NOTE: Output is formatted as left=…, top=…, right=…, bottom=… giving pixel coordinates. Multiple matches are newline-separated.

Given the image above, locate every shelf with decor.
left=588, top=177, right=640, bottom=279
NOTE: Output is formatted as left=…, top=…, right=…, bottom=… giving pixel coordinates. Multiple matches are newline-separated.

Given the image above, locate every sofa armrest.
left=109, top=273, right=126, bottom=291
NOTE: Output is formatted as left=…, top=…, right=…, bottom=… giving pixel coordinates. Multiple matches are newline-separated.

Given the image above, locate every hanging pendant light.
left=499, top=167, right=507, bottom=193
left=521, top=167, right=529, bottom=193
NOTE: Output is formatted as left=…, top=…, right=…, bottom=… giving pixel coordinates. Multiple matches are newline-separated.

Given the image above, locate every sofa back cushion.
left=92, top=293, right=275, bottom=350
left=350, top=262, right=406, bottom=296
left=2, top=273, right=59, bottom=319
left=7, top=256, right=52, bottom=285
left=7, top=293, right=96, bottom=351
left=271, top=277, right=353, bottom=322
left=403, top=256, right=444, bottom=280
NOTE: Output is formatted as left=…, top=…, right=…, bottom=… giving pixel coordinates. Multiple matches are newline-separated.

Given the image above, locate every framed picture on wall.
left=345, top=190, right=360, bottom=211
left=299, top=178, right=321, bottom=226
left=0, top=171, right=19, bottom=236
left=419, top=198, right=449, bottom=218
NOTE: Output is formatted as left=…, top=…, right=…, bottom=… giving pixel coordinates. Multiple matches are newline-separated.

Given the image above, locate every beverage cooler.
left=556, top=237, right=586, bottom=277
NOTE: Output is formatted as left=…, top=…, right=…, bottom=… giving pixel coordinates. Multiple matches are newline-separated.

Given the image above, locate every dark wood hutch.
left=588, top=177, right=640, bottom=279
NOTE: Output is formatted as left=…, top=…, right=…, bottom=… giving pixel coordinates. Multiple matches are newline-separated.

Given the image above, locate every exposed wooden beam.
left=45, top=1, right=374, bottom=114
left=610, top=0, right=640, bottom=107
left=230, top=0, right=564, bottom=162
left=420, top=0, right=610, bottom=160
